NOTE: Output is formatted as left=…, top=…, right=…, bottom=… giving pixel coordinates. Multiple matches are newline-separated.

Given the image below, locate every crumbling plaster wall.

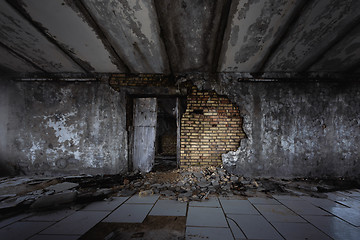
left=195, top=78, right=360, bottom=178
left=0, top=80, right=127, bottom=176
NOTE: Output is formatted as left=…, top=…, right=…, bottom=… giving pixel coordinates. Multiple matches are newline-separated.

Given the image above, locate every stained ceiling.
left=1, top=0, right=360, bottom=78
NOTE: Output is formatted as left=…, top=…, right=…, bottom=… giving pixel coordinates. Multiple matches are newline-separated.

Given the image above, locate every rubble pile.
left=1, top=166, right=359, bottom=219
left=123, top=166, right=265, bottom=202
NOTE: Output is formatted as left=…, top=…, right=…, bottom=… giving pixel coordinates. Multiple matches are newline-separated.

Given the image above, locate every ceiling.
left=0, top=0, right=360, bottom=77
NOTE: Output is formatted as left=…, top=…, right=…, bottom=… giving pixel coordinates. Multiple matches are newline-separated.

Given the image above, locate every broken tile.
left=186, top=207, right=228, bottom=227
left=0, top=194, right=16, bottom=201
left=82, top=197, right=129, bottom=211
left=326, top=192, right=349, bottom=201
left=40, top=211, right=108, bottom=235
left=278, top=199, right=330, bottom=216
left=337, top=190, right=360, bottom=198
left=0, top=198, right=22, bottom=210
left=300, top=196, right=346, bottom=211
left=220, top=199, right=259, bottom=215
left=189, top=197, right=220, bottom=208
left=31, top=191, right=77, bottom=209
left=248, top=197, right=280, bottom=205
left=186, top=227, right=234, bottom=240
left=227, top=218, right=246, bottom=239
left=23, top=209, right=76, bottom=222
left=45, top=182, right=79, bottom=193
left=335, top=198, right=360, bottom=210
left=254, top=204, right=306, bottom=222
left=273, top=222, right=332, bottom=240
left=149, top=199, right=187, bottom=216
left=227, top=214, right=283, bottom=239
left=102, top=204, right=153, bottom=223
left=28, top=235, right=79, bottom=240
left=125, top=194, right=159, bottom=204
left=0, top=213, right=31, bottom=229
left=305, top=215, right=360, bottom=240
left=328, top=207, right=360, bottom=226
left=0, top=221, right=54, bottom=240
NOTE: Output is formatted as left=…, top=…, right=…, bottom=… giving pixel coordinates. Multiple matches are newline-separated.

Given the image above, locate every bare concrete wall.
left=0, top=80, right=127, bottom=176
left=196, top=79, right=360, bottom=178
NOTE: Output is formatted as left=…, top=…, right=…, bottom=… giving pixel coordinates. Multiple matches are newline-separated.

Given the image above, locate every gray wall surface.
left=198, top=79, right=360, bottom=178
left=0, top=80, right=127, bottom=176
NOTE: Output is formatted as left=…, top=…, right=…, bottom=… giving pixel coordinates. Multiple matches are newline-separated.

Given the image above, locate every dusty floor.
left=80, top=216, right=186, bottom=240
left=0, top=167, right=360, bottom=239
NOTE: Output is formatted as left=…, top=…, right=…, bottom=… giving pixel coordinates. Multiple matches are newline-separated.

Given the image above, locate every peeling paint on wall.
left=1, top=81, right=128, bottom=175
left=195, top=77, right=360, bottom=178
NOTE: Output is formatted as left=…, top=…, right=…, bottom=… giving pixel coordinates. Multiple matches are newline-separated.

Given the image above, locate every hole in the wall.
left=180, top=86, right=246, bottom=167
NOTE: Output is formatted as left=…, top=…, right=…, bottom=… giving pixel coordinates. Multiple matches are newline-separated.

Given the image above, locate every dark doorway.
left=153, top=98, right=177, bottom=171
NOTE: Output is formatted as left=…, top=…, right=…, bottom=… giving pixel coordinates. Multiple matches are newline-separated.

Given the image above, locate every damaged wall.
left=201, top=79, right=360, bottom=178
left=0, top=80, right=127, bottom=175
left=181, top=86, right=245, bottom=166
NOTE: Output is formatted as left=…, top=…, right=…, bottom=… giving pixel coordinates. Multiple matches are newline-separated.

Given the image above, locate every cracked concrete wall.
left=0, top=80, right=128, bottom=176
left=196, top=79, right=360, bottom=178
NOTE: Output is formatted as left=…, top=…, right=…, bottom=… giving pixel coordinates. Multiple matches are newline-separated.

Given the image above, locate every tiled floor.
left=0, top=189, right=360, bottom=239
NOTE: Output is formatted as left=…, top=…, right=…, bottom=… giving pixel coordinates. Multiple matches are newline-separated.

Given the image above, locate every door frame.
left=127, top=95, right=182, bottom=171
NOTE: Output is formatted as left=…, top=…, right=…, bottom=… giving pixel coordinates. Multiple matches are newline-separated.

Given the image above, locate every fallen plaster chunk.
left=45, top=182, right=79, bottom=193
left=31, top=191, right=77, bottom=209
left=222, top=148, right=241, bottom=171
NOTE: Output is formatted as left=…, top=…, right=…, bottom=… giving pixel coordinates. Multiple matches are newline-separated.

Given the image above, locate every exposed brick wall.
left=180, top=86, right=245, bottom=166
left=109, top=74, right=170, bottom=91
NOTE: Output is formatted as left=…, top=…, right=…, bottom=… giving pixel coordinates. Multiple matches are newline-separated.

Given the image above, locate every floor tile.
left=227, top=214, right=283, bottom=240
left=337, top=190, right=360, bottom=198
left=335, top=198, right=360, bottom=210
left=29, top=235, right=79, bottom=240
left=278, top=199, right=330, bottom=216
left=304, top=215, right=360, bottom=240
left=0, top=221, right=54, bottom=240
left=326, top=192, right=349, bottom=202
left=272, top=195, right=303, bottom=201
left=227, top=219, right=246, bottom=239
left=248, top=197, right=280, bottom=205
left=328, top=207, right=360, bottom=226
left=300, top=196, right=346, bottom=211
left=187, top=207, right=228, bottom=227
left=220, top=199, right=259, bottom=215
left=40, top=211, right=108, bottom=235
left=254, top=204, right=306, bottom=222
left=24, top=209, right=76, bottom=222
left=273, top=222, right=332, bottom=240
left=82, top=197, right=128, bottom=211
left=102, top=204, right=153, bottom=223
left=0, top=213, right=31, bottom=229
left=189, top=197, right=220, bottom=208
left=149, top=199, right=187, bottom=216
left=126, top=194, right=159, bottom=204
left=186, top=227, right=234, bottom=240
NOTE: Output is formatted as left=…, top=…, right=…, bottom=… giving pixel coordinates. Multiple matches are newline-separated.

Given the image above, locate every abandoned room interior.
left=0, top=0, right=360, bottom=239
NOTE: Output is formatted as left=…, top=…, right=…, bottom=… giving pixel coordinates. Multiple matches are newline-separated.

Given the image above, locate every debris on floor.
left=1, top=166, right=359, bottom=220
